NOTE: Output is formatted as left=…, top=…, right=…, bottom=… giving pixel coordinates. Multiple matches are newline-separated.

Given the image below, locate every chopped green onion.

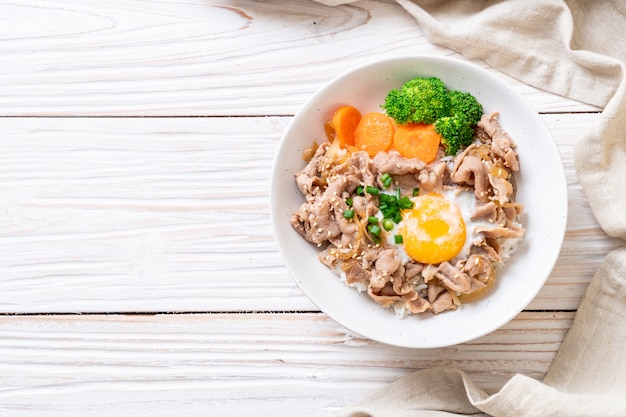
left=367, top=216, right=378, bottom=225
left=356, top=186, right=364, bottom=196
left=394, top=235, right=403, bottom=244
left=381, top=173, right=393, bottom=188
left=382, top=219, right=394, bottom=231
left=345, top=198, right=353, bottom=207
left=372, top=235, right=382, bottom=245
left=412, top=187, right=420, bottom=197
left=368, top=224, right=381, bottom=237
left=379, top=193, right=397, bottom=204
left=365, top=185, right=380, bottom=195
left=376, top=189, right=415, bottom=225
left=343, top=209, right=355, bottom=219
left=398, top=196, right=415, bottom=209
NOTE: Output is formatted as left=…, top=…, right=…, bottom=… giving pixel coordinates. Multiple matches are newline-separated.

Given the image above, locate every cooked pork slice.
left=369, top=276, right=432, bottom=315
left=332, top=215, right=361, bottom=248
left=503, top=149, right=519, bottom=172
left=427, top=282, right=446, bottom=302
left=467, top=277, right=488, bottom=293
left=404, top=261, right=424, bottom=279
left=476, top=224, right=525, bottom=239
left=474, top=125, right=492, bottom=144
left=291, top=192, right=347, bottom=245
left=374, top=249, right=402, bottom=278
left=367, top=284, right=400, bottom=309
left=418, top=161, right=448, bottom=191
left=406, top=295, right=432, bottom=314
left=435, top=262, right=472, bottom=293
left=421, top=263, right=439, bottom=282
left=372, top=152, right=427, bottom=175
left=429, top=286, right=455, bottom=314
left=295, top=142, right=328, bottom=195
left=325, top=172, right=360, bottom=202
left=471, top=201, right=498, bottom=222
left=478, top=112, right=519, bottom=172
left=318, top=247, right=336, bottom=268
left=292, top=157, right=366, bottom=246
left=502, top=203, right=524, bottom=222
left=368, top=249, right=402, bottom=293
left=345, top=262, right=371, bottom=286
left=451, top=155, right=491, bottom=203
left=393, top=276, right=416, bottom=297
left=461, top=254, right=494, bottom=283
left=351, top=195, right=379, bottom=220
left=291, top=198, right=341, bottom=245
left=360, top=245, right=384, bottom=270
left=488, top=173, right=514, bottom=205
left=332, top=150, right=376, bottom=186
left=477, top=240, right=503, bottom=264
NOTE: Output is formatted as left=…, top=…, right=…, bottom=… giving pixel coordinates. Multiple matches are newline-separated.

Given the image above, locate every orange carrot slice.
left=354, top=112, right=395, bottom=157
left=393, top=122, right=441, bottom=163
left=331, top=105, right=362, bottom=148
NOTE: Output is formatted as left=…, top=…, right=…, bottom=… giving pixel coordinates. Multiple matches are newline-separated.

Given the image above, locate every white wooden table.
left=0, top=1, right=621, bottom=415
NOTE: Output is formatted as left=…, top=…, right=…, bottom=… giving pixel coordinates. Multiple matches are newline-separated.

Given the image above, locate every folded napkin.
left=314, top=1, right=626, bottom=415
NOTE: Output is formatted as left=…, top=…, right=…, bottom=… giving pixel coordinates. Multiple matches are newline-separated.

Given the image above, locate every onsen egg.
left=399, top=193, right=466, bottom=264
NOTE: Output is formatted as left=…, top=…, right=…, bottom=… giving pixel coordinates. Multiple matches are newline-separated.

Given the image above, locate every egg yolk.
left=399, top=193, right=466, bottom=264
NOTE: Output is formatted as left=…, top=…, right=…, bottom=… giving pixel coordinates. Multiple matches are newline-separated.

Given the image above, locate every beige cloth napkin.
left=312, top=0, right=626, bottom=415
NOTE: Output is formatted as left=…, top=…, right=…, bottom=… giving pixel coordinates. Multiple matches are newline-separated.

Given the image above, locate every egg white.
left=379, top=188, right=500, bottom=264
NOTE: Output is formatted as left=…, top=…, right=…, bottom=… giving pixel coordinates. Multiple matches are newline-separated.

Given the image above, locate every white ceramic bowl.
left=271, top=56, right=567, bottom=348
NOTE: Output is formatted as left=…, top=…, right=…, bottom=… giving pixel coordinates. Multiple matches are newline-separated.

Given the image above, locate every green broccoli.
left=448, top=90, right=483, bottom=125
left=434, top=115, right=475, bottom=156
left=382, top=76, right=484, bottom=157
left=382, top=77, right=451, bottom=125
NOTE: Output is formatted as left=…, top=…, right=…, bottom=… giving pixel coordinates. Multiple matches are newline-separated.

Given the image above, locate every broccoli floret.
left=382, top=77, right=451, bottom=124
left=448, top=90, right=483, bottom=125
left=382, top=77, right=484, bottom=157
left=434, top=115, right=475, bottom=156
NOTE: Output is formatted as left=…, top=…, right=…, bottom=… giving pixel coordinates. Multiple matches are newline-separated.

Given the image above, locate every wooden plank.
left=0, top=0, right=599, bottom=117
left=0, top=114, right=619, bottom=313
left=0, top=311, right=574, bottom=416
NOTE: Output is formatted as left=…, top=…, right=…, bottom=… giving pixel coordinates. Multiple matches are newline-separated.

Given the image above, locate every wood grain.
left=0, top=1, right=617, bottom=415
left=0, top=312, right=574, bottom=416
left=0, top=0, right=600, bottom=117
left=0, top=115, right=619, bottom=313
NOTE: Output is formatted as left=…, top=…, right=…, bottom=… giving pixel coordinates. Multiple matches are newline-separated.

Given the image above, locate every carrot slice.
left=331, top=105, right=362, bottom=148
left=393, top=122, right=441, bottom=163
left=354, top=112, right=394, bottom=157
